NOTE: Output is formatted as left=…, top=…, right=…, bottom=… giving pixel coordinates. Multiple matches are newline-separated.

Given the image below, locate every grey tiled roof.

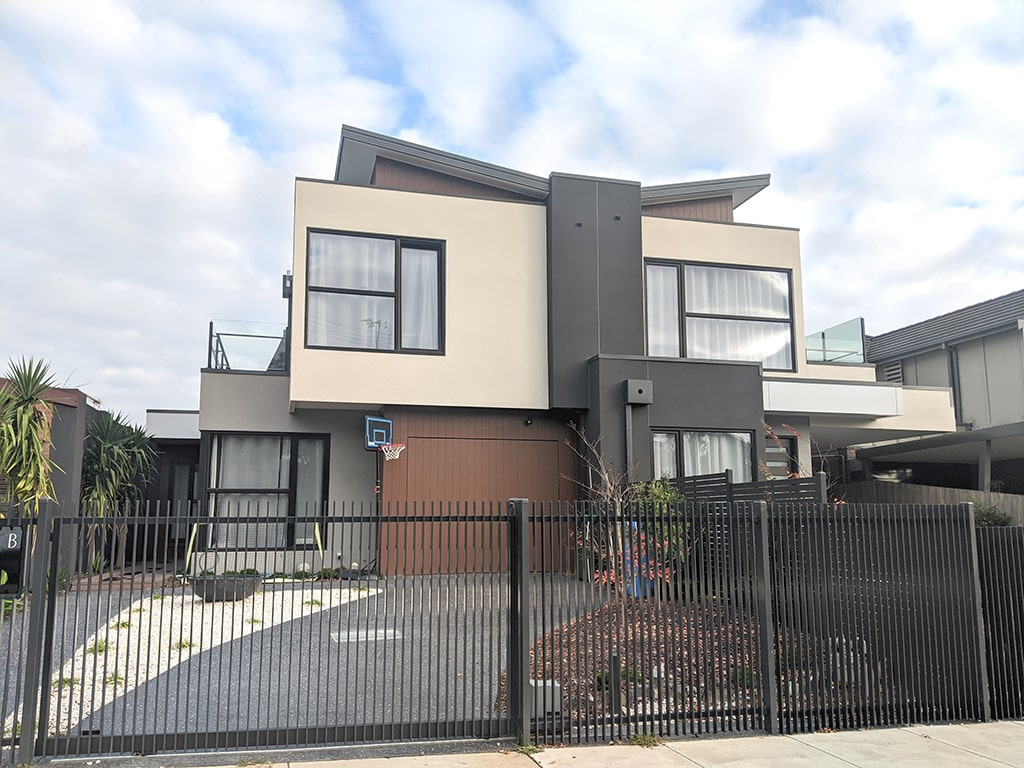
left=866, top=289, right=1024, bottom=362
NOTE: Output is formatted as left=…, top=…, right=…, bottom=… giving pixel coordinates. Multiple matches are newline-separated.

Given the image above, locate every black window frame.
left=652, top=427, right=755, bottom=481
left=304, top=227, right=446, bottom=355
left=204, top=431, right=330, bottom=551
left=763, top=434, right=799, bottom=479
left=644, top=259, right=796, bottom=372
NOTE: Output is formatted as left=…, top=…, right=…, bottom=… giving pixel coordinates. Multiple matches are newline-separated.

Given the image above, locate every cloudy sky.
left=1, top=0, right=1022, bottom=424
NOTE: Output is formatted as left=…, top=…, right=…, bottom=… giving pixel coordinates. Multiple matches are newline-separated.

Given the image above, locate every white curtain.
left=210, top=495, right=288, bottom=549
left=210, top=436, right=290, bottom=549
left=293, top=438, right=325, bottom=546
left=307, top=292, right=395, bottom=349
left=683, top=431, right=752, bottom=482
left=684, top=265, right=789, bottom=318
left=307, top=232, right=394, bottom=291
left=652, top=432, right=679, bottom=479
left=686, top=317, right=792, bottom=369
left=645, top=264, right=680, bottom=356
left=401, top=247, right=439, bottom=350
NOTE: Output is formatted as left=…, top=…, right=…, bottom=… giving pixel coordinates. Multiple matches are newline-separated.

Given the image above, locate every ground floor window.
left=652, top=429, right=753, bottom=482
left=763, top=435, right=799, bottom=479
left=206, top=433, right=328, bottom=549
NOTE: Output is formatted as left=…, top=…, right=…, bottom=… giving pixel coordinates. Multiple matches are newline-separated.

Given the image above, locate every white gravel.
left=3, top=584, right=377, bottom=737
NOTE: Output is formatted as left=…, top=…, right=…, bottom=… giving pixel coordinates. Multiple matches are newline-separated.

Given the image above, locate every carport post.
left=507, top=498, right=531, bottom=744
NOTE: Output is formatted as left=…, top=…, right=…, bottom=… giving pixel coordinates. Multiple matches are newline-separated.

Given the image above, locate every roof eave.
left=640, top=174, right=771, bottom=210
left=336, top=125, right=550, bottom=200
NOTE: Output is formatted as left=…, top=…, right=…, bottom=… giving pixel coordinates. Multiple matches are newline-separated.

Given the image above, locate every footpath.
left=181, top=721, right=1024, bottom=768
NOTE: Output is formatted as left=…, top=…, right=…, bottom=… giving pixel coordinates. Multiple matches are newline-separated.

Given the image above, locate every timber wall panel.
left=378, top=408, right=577, bottom=573
left=371, top=156, right=536, bottom=203
left=642, top=196, right=734, bottom=223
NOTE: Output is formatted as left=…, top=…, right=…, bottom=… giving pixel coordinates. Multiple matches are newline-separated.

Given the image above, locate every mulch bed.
left=498, top=596, right=761, bottom=719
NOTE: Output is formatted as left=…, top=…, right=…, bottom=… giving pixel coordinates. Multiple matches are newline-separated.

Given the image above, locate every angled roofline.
left=866, top=288, right=1024, bottom=363
left=335, top=125, right=550, bottom=200
left=641, top=174, right=771, bottom=210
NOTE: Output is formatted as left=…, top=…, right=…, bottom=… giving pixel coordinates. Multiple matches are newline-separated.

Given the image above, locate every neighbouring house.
left=0, top=382, right=99, bottom=511
left=859, top=289, right=1024, bottom=493
left=192, top=126, right=958, bottom=573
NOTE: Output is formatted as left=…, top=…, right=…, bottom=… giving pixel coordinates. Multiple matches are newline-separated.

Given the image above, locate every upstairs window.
left=306, top=230, right=443, bottom=353
left=645, top=262, right=794, bottom=370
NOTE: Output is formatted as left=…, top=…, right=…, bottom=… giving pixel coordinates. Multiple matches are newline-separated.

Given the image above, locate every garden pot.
left=190, top=574, right=262, bottom=602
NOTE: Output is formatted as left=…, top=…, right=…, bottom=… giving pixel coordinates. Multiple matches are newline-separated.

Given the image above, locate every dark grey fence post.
left=751, top=501, right=780, bottom=734
left=962, top=501, right=992, bottom=721
left=19, top=500, right=54, bottom=766
left=507, top=498, right=531, bottom=744
left=814, top=471, right=827, bottom=504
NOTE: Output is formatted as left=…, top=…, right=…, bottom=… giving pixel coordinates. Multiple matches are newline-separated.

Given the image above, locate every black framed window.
left=645, top=261, right=794, bottom=370
left=206, top=434, right=328, bottom=550
left=652, top=429, right=753, bottom=482
left=763, top=435, right=798, bottom=479
left=306, top=229, right=443, bottom=353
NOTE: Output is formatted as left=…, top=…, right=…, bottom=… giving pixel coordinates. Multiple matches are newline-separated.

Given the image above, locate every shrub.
left=974, top=504, right=1012, bottom=527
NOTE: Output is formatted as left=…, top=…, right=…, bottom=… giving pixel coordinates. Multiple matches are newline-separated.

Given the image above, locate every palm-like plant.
left=81, top=411, right=157, bottom=569
left=0, top=357, right=61, bottom=516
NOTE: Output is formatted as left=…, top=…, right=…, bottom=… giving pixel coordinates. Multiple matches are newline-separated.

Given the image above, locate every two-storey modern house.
left=196, top=126, right=957, bottom=573
left=860, top=289, right=1024, bottom=493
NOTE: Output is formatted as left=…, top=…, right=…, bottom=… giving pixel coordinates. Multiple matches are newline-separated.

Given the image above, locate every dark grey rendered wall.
left=547, top=173, right=645, bottom=409
left=49, top=397, right=97, bottom=510
left=546, top=173, right=768, bottom=483
left=587, top=356, right=766, bottom=481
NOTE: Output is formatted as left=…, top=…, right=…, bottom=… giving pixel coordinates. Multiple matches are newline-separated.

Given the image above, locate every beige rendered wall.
left=641, top=217, right=811, bottom=374
left=290, top=181, right=549, bottom=409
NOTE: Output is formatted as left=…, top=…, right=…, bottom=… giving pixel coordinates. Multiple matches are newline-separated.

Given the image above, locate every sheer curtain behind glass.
left=685, top=317, right=793, bottom=369
left=683, top=265, right=793, bottom=369
left=682, top=432, right=752, bottom=481
left=293, top=439, right=325, bottom=546
left=401, top=247, right=439, bottom=350
left=652, top=432, right=679, bottom=479
left=307, top=233, right=396, bottom=349
left=210, top=436, right=289, bottom=549
left=646, top=264, right=680, bottom=356
left=684, top=265, right=789, bottom=318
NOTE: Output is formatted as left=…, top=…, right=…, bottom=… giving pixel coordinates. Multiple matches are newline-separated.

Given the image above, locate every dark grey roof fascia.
left=640, top=174, right=771, bottom=210
left=866, top=289, right=1024, bottom=363
left=549, top=171, right=641, bottom=187
left=335, top=125, right=549, bottom=199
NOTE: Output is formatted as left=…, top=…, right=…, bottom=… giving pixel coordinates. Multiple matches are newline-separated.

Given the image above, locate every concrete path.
left=251, top=722, right=1024, bottom=768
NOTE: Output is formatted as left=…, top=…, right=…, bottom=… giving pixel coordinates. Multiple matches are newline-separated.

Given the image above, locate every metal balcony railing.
left=206, top=320, right=288, bottom=373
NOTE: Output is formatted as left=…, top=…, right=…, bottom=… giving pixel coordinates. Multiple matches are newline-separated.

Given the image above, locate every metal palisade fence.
left=1, top=498, right=1023, bottom=764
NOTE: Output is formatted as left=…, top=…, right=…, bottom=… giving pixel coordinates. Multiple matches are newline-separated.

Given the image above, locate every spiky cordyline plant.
left=80, top=411, right=157, bottom=570
left=0, top=357, right=61, bottom=516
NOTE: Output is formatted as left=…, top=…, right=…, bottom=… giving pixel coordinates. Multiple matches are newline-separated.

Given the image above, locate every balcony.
left=207, top=320, right=288, bottom=373
left=806, top=317, right=865, bottom=364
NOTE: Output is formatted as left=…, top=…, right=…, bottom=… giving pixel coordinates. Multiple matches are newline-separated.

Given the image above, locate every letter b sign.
left=0, top=526, right=24, bottom=594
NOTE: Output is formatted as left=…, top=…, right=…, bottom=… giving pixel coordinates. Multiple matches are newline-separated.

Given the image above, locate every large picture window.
left=645, top=262, right=794, bottom=370
left=206, top=434, right=328, bottom=550
left=652, top=429, right=752, bottom=482
left=306, top=230, right=443, bottom=353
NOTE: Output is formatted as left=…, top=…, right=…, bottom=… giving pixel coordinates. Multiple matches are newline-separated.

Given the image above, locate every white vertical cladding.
left=290, top=181, right=550, bottom=409
left=640, top=216, right=807, bottom=373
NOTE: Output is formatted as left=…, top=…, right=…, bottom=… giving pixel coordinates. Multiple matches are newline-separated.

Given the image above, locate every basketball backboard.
left=365, top=416, right=393, bottom=451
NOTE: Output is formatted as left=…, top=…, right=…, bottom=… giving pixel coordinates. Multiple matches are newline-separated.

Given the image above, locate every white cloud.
left=0, top=0, right=1022, bottom=425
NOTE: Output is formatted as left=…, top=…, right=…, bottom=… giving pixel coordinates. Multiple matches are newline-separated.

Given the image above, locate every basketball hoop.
left=379, top=443, right=406, bottom=461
